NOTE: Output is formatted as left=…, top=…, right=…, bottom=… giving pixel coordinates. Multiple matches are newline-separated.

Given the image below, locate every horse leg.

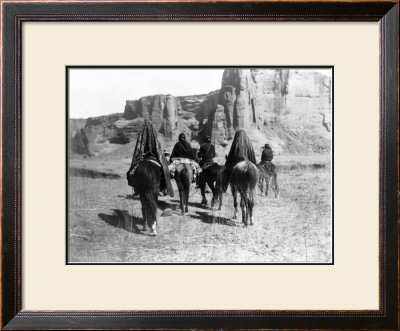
left=273, top=172, right=279, bottom=198
left=258, top=173, right=264, bottom=195
left=210, top=177, right=222, bottom=209
left=231, top=185, right=238, bottom=220
left=218, top=190, right=223, bottom=210
left=179, top=166, right=191, bottom=214
left=248, top=188, right=255, bottom=226
left=200, top=173, right=207, bottom=206
left=209, top=179, right=217, bottom=208
left=178, top=187, right=185, bottom=214
left=240, top=194, right=248, bottom=227
left=139, top=195, right=148, bottom=232
left=149, top=192, right=158, bottom=236
left=183, top=190, right=189, bottom=213
left=184, top=181, right=190, bottom=213
left=265, top=174, right=271, bottom=197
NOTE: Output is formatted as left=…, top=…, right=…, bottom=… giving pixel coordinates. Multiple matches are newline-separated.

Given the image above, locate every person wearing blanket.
left=169, top=133, right=201, bottom=182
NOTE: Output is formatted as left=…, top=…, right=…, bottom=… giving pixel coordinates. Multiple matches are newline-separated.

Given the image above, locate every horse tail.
left=147, top=190, right=158, bottom=224
left=140, top=191, right=158, bottom=227
left=176, top=164, right=191, bottom=209
left=217, top=165, right=229, bottom=193
left=133, top=161, right=160, bottom=226
left=177, top=165, right=190, bottom=190
left=133, top=161, right=160, bottom=195
left=248, top=162, right=259, bottom=203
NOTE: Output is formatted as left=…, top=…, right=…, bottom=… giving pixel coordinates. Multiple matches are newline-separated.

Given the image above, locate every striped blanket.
left=168, top=158, right=202, bottom=179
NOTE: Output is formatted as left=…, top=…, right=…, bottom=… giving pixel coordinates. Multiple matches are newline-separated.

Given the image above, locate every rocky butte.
left=70, top=69, right=332, bottom=157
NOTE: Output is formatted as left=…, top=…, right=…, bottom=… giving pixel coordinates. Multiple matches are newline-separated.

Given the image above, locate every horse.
left=257, top=161, right=279, bottom=198
left=174, top=163, right=194, bottom=214
left=130, top=160, right=161, bottom=236
left=224, top=160, right=259, bottom=226
left=221, top=130, right=259, bottom=227
left=199, top=163, right=224, bottom=209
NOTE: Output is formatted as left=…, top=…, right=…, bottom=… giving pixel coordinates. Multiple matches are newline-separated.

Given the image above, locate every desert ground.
left=68, top=154, right=332, bottom=263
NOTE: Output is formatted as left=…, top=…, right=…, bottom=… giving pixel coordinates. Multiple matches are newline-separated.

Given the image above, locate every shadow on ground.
left=170, top=198, right=208, bottom=210
left=98, top=209, right=144, bottom=234
left=117, top=194, right=140, bottom=201
left=192, top=210, right=240, bottom=227
left=157, top=199, right=180, bottom=211
left=70, top=167, right=121, bottom=179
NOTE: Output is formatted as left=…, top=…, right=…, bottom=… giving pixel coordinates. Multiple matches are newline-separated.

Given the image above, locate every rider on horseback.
left=170, top=133, right=196, bottom=160
left=258, top=143, right=279, bottom=197
left=126, top=120, right=174, bottom=197
left=198, top=135, right=216, bottom=168
left=169, top=133, right=201, bottom=182
left=196, top=135, right=216, bottom=188
left=225, top=130, right=256, bottom=178
left=261, top=143, right=274, bottom=163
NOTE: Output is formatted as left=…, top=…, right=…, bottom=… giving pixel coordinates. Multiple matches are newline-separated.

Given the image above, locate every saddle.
left=127, top=156, right=161, bottom=187
left=146, top=156, right=161, bottom=168
left=168, top=158, right=202, bottom=180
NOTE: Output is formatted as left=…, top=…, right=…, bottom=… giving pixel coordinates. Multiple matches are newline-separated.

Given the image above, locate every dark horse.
left=222, top=130, right=259, bottom=227
left=131, top=160, right=161, bottom=235
left=257, top=162, right=279, bottom=198
left=199, top=163, right=224, bottom=209
left=174, top=163, right=193, bottom=214
left=223, top=160, right=258, bottom=226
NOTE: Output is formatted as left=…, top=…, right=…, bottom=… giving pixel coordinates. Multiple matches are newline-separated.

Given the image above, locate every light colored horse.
left=175, top=163, right=193, bottom=214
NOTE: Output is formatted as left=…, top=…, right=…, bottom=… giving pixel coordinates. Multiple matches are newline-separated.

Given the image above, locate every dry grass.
left=68, top=154, right=332, bottom=263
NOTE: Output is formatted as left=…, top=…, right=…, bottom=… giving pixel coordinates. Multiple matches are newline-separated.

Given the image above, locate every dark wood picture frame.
left=1, top=1, right=398, bottom=330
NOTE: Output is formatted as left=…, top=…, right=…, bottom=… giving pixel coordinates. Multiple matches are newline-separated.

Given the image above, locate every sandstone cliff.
left=206, top=69, right=331, bottom=154
left=70, top=69, right=332, bottom=157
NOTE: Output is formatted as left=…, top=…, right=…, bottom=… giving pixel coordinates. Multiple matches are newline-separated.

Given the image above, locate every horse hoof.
left=150, top=230, right=157, bottom=236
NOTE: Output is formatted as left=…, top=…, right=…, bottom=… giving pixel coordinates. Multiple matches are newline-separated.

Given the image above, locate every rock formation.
left=219, top=85, right=236, bottom=139
left=70, top=128, right=91, bottom=156
left=217, top=68, right=290, bottom=132
left=124, top=94, right=179, bottom=139
left=211, top=105, right=229, bottom=147
left=70, top=69, right=332, bottom=156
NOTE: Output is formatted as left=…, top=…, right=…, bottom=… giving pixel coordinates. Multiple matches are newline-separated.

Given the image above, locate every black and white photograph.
left=67, top=67, right=333, bottom=264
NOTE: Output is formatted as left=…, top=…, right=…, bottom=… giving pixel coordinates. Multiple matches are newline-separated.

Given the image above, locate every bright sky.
left=68, top=69, right=224, bottom=118
left=68, top=68, right=332, bottom=118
